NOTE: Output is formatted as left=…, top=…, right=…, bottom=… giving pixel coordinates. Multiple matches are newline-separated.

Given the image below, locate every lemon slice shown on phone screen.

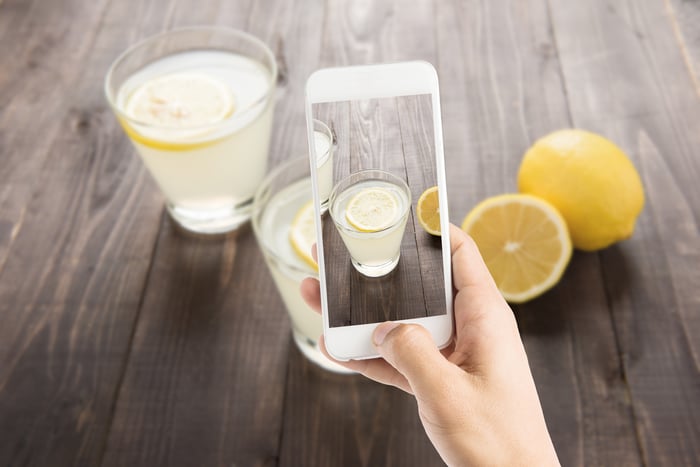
left=345, top=187, right=399, bottom=232
left=417, top=186, right=441, bottom=236
left=289, top=201, right=318, bottom=271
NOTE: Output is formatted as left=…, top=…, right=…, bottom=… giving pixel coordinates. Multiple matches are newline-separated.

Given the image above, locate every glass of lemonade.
left=313, top=120, right=334, bottom=209
left=105, top=27, right=277, bottom=234
left=329, top=170, right=411, bottom=278
left=252, top=155, right=352, bottom=373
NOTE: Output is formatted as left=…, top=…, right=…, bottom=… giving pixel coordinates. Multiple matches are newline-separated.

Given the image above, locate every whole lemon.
left=517, top=129, right=644, bottom=251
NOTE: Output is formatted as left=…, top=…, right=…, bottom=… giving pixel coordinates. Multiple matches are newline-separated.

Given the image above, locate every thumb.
left=373, top=322, right=451, bottom=395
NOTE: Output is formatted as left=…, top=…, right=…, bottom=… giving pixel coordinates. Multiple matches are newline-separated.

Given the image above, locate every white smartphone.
left=305, top=61, right=453, bottom=361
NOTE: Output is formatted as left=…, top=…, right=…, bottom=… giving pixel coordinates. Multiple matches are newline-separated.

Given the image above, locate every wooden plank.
left=396, top=94, right=446, bottom=316
left=0, top=0, right=182, bottom=269
left=666, top=0, right=700, bottom=98
left=281, top=343, right=438, bottom=466
left=435, top=0, right=643, bottom=465
left=316, top=101, right=355, bottom=326
left=0, top=0, right=108, bottom=269
left=319, top=97, right=443, bottom=326
left=279, top=0, right=444, bottom=465
left=549, top=0, right=700, bottom=464
left=0, top=0, right=178, bottom=465
left=100, top=0, right=329, bottom=465
left=101, top=223, right=290, bottom=466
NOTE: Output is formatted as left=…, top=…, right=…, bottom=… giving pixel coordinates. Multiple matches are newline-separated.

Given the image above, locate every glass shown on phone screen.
left=312, top=94, right=447, bottom=327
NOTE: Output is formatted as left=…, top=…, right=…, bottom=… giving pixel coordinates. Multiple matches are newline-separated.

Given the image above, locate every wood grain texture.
left=549, top=0, right=700, bottom=464
left=318, top=96, right=445, bottom=326
left=665, top=0, right=700, bottom=100
left=0, top=0, right=699, bottom=466
left=280, top=343, right=439, bottom=467
left=0, top=0, right=170, bottom=464
left=280, top=0, right=444, bottom=465
left=0, top=0, right=110, bottom=274
left=435, top=0, right=643, bottom=465
left=101, top=222, right=288, bottom=467
left=100, top=0, right=322, bottom=465
left=396, top=95, right=447, bottom=315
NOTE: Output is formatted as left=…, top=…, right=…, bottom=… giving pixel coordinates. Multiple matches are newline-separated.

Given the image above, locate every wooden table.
left=1, top=0, right=699, bottom=465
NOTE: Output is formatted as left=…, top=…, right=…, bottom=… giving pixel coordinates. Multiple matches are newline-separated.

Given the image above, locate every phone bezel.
left=305, top=61, right=453, bottom=361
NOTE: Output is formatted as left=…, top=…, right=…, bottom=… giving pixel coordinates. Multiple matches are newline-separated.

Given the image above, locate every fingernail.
left=373, top=322, right=400, bottom=346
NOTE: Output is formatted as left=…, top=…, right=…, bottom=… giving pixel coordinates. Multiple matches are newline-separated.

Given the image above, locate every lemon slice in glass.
left=125, top=71, right=235, bottom=127
left=417, top=186, right=441, bottom=236
left=121, top=72, right=235, bottom=150
left=461, top=194, right=572, bottom=303
left=289, top=201, right=318, bottom=271
left=345, top=187, right=399, bottom=232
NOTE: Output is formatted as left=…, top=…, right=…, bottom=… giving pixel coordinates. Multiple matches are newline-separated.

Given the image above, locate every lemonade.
left=253, top=158, right=351, bottom=373
left=106, top=28, right=277, bottom=234
left=313, top=125, right=334, bottom=205
left=116, top=50, right=273, bottom=232
left=329, top=171, right=411, bottom=277
left=258, top=179, right=320, bottom=341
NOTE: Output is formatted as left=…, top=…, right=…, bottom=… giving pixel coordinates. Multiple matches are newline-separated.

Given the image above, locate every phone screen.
left=312, top=94, right=448, bottom=327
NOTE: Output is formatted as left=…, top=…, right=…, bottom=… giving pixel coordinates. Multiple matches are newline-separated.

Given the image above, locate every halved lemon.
left=345, top=187, right=399, bottom=232
left=417, top=186, right=441, bottom=236
left=461, top=194, right=572, bottom=303
left=289, top=201, right=318, bottom=271
left=121, top=71, right=235, bottom=151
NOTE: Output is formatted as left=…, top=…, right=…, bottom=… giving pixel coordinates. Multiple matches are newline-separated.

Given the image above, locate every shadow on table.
left=513, top=246, right=632, bottom=336
left=146, top=215, right=265, bottom=334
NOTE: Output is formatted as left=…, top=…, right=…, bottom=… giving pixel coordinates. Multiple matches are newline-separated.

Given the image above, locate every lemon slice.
left=345, top=187, right=399, bottom=232
left=461, top=194, right=572, bottom=303
left=289, top=201, right=318, bottom=271
left=122, top=72, right=235, bottom=150
left=126, top=72, right=234, bottom=126
left=417, top=186, right=441, bottom=236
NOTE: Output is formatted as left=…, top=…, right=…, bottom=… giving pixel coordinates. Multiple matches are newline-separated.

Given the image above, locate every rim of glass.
left=329, top=169, right=412, bottom=235
left=252, top=156, right=316, bottom=276
left=104, top=26, right=278, bottom=132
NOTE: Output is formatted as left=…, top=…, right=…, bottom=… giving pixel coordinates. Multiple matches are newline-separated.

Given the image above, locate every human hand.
left=300, top=224, right=560, bottom=466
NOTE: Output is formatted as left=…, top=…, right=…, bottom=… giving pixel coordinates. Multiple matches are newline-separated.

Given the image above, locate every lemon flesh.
left=518, top=129, right=644, bottom=251
left=289, top=201, right=319, bottom=271
left=462, top=194, right=572, bottom=303
left=345, top=187, right=399, bottom=232
left=126, top=72, right=234, bottom=127
left=121, top=72, right=235, bottom=151
left=417, top=186, right=441, bottom=236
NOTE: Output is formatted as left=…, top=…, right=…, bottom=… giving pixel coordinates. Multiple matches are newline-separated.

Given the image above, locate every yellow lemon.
left=417, top=186, right=441, bottom=236
left=345, top=187, right=399, bottom=232
left=462, top=194, right=572, bottom=303
left=289, top=201, right=318, bottom=271
left=518, top=129, right=644, bottom=251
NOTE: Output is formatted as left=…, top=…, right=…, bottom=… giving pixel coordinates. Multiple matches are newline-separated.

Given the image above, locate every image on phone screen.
left=312, top=94, right=448, bottom=327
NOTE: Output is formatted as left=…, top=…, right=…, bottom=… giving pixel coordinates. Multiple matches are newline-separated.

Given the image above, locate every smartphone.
left=305, top=61, right=453, bottom=361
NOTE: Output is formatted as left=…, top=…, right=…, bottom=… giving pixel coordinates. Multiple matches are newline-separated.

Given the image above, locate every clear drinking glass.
left=105, top=27, right=277, bottom=234
left=329, top=170, right=411, bottom=277
left=252, top=156, right=352, bottom=373
left=312, top=120, right=334, bottom=209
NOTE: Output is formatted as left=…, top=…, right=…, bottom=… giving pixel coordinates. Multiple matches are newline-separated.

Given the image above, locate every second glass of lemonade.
left=329, top=170, right=411, bottom=277
left=252, top=155, right=351, bottom=374
left=105, top=27, right=277, bottom=234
